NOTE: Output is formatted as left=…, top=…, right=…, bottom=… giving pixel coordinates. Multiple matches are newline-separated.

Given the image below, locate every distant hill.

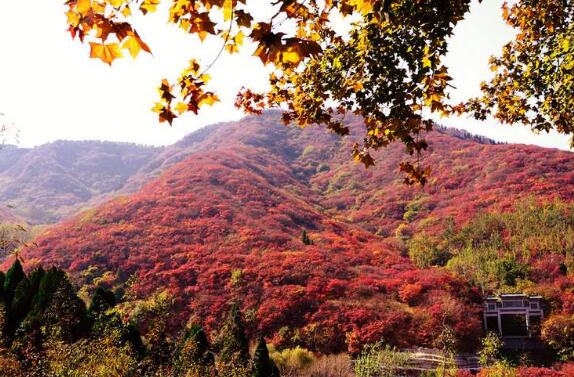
left=17, top=112, right=574, bottom=353
left=0, top=141, right=160, bottom=224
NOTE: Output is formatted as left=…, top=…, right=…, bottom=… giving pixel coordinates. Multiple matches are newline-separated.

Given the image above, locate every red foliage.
left=516, top=367, right=565, bottom=377
left=12, top=112, right=574, bottom=353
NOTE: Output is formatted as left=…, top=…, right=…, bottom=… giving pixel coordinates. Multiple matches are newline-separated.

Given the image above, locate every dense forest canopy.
left=65, top=0, right=573, bottom=183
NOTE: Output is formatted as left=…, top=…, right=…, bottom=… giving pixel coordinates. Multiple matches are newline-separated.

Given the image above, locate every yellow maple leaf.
left=198, top=94, right=219, bottom=107
left=175, top=102, right=188, bottom=114
left=122, top=5, right=131, bottom=17
left=89, top=42, right=123, bottom=65
left=140, top=0, right=159, bottom=14
left=66, top=10, right=81, bottom=27
left=179, top=19, right=191, bottom=31
left=92, top=1, right=105, bottom=13
left=199, top=74, right=212, bottom=83
left=351, top=0, right=373, bottom=14
left=234, top=30, right=244, bottom=46
left=121, top=36, right=142, bottom=58
left=76, top=0, right=92, bottom=15
left=109, top=0, right=125, bottom=7
left=223, top=0, right=233, bottom=21
left=225, top=42, right=239, bottom=54
left=151, top=102, right=165, bottom=113
left=281, top=47, right=303, bottom=65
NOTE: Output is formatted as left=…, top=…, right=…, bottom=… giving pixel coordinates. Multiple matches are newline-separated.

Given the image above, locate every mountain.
left=15, top=112, right=574, bottom=353
left=0, top=141, right=160, bottom=224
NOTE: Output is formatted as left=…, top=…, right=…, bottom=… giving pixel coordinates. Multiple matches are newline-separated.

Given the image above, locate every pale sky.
left=0, top=0, right=571, bottom=150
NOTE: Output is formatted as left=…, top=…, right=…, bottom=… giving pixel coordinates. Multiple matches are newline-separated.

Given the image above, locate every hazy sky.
left=0, top=0, right=571, bottom=150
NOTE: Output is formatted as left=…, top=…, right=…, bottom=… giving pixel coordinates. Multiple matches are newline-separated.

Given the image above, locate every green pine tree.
left=10, top=277, right=32, bottom=327
left=174, top=324, right=216, bottom=377
left=0, top=271, right=6, bottom=303
left=27, top=266, right=45, bottom=299
left=216, top=304, right=250, bottom=375
left=0, top=302, right=8, bottom=346
left=31, top=267, right=66, bottom=314
left=301, top=230, right=313, bottom=245
left=139, top=318, right=174, bottom=375
left=251, top=336, right=280, bottom=377
left=42, top=277, right=89, bottom=342
left=88, top=287, right=116, bottom=316
left=4, top=259, right=25, bottom=306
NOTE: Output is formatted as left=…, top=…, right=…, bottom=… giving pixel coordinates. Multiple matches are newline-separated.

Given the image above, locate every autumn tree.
left=479, top=332, right=503, bottom=368
left=541, top=314, right=574, bottom=361
left=65, top=0, right=573, bottom=183
left=461, top=1, right=574, bottom=144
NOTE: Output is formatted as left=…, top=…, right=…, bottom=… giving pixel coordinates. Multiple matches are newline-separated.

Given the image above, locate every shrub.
left=408, top=234, right=451, bottom=268
left=541, top=314, right=574, bottom=361
left=479, top=332, right=503, bottom=367
left=477, top=361, right=518, bottom=377
left=354, top=343, right=410, bottom=377
left=306, top=354, right=353, bottom=377
left=269, top=345, right=315, bottom=375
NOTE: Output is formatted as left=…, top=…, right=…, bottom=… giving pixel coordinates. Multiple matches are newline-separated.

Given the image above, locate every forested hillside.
left=15, top=113, right=574, bottom=356
left=0, top=141, right=160, bottom=224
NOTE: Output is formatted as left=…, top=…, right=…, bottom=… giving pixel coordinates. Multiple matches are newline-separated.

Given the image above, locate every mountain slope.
left=0, top=141, right=160, bottom=224
left=16, top=112, right=574, bottom=353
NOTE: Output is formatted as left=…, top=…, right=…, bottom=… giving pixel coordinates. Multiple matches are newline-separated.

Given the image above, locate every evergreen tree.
left=4, top=259, right=25, bottom=306
left=0, top=302, right=8, bottom=346
left=0, top=271, right=6, bottom=303
left=27, top=267, right=45, bottom=299
left=31, top=267, right=66, bottom=314
left=251, top=336, right=280, bottom=377
left=88, top=287, right=116, bottom=316
left=301, top=230, right=313, bottom=246
left=139, top=318, right=174, bottom=375
left=10, top=278, right=32, bottom=327
left=174, top=324, right=216, bottom=377
left=42, top=277, right=89, bottom=342
left=217, top=304, right=250, bottom=374
left=124, top=322, right=145, bottom=357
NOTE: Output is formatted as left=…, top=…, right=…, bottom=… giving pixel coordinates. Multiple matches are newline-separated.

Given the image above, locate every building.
left=483, top=294, right=544, bottom=338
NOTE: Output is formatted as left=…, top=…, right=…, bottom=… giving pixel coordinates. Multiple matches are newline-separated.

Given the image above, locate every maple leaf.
left=109, top=0, right=126, bottom=7
left=66, top=11, right=81, bottom=28
left=159, top=108, right=177, bottom=124
left=281, top=46, right=303, bottom=65
left=122, top=6, right=132, bottom=17
left=121, top=35, right=151, bottom=58
left=223, top=0, right=234, bottom=21
left=140, top=0, right=160, bottom=14
left=76, top=0, right=92, bottom=15
left=175, top=102, right=189, bottom=114
left=89, top=42, right=123, bottom=65
left=234, top=9, right=253, bottom=28
left=198, top=93, right=219, bottom=107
